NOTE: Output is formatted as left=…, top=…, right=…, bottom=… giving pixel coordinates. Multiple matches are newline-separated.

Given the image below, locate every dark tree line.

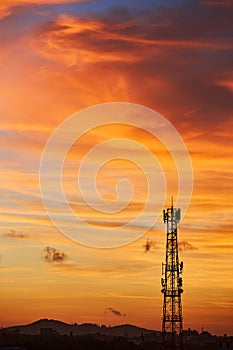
left=0, top=330, right=161, bottom=350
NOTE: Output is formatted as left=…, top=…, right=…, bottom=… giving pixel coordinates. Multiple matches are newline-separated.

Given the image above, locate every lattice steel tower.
left=161, top=200, right=184, bottom=350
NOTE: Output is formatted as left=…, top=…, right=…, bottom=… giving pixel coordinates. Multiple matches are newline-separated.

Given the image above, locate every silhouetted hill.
left=5, top=319, right=158, bottom=337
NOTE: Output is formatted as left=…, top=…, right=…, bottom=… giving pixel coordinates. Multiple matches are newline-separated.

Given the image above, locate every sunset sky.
left=0, top=0, right=233, bottom=336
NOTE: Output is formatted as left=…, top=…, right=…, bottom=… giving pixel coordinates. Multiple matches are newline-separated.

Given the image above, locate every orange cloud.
left=216, top=78, right=233, bottom=92
left=32, top=16, right=139, bottom=66
left=32, top=12, right=233, bottom=69
left=2, top=229, right=28, bottom=239
left=0, top=0, right=93, bottom=20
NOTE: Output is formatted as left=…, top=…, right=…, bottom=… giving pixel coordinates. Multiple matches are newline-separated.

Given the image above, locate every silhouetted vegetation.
left=0, top=330, right=152, bottom=350
left=0, top=329, right=229, bottom=350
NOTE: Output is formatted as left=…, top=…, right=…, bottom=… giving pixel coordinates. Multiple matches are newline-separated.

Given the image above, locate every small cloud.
left=179, top=241, right=198, bottom=252
left=143, top=239, right=158, bottom=253
left=43, top=246, right=68, bottom=263
left=3, top=229, right=28, bottom=239
left=105, top=307, right=126, bottom=317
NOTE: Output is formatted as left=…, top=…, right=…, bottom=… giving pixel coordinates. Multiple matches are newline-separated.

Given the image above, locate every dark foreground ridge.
left=4, top=318, right=156, bottom=337
left=1, top=319, right=232, bottom=350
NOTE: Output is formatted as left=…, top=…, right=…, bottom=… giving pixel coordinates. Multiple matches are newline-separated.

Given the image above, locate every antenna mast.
left=161, top=200, right=184, bottom=350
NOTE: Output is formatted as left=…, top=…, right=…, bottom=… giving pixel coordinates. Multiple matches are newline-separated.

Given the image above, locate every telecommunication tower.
left=161, top=200, right=184, bottom=350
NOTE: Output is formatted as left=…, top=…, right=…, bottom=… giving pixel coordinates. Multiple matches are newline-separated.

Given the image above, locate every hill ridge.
left=4, top=318, right=158, bottom=337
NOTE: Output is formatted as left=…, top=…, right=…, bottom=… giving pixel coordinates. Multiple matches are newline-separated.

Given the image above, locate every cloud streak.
left=179, top=241, right=198, bottom=252
left=0, top=0, right=94, bottom=20
left=105, top=307, right=126, bottom=317
left=32, top=9, right=233, bottom=69
left=2, top=229, right=28, bottom=239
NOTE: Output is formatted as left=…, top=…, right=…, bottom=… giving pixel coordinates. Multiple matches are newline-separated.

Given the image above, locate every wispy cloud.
left=0, top=0, right=94, bottom=20
left=105, top=307, right=126, bottom=317
left=2, top=229, right=28, bottom=239
left=26, top=2, right=233, bottom=131
left=48, top=259, right=155, bottom=276
left=179, top=240, right=198, bottom=252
